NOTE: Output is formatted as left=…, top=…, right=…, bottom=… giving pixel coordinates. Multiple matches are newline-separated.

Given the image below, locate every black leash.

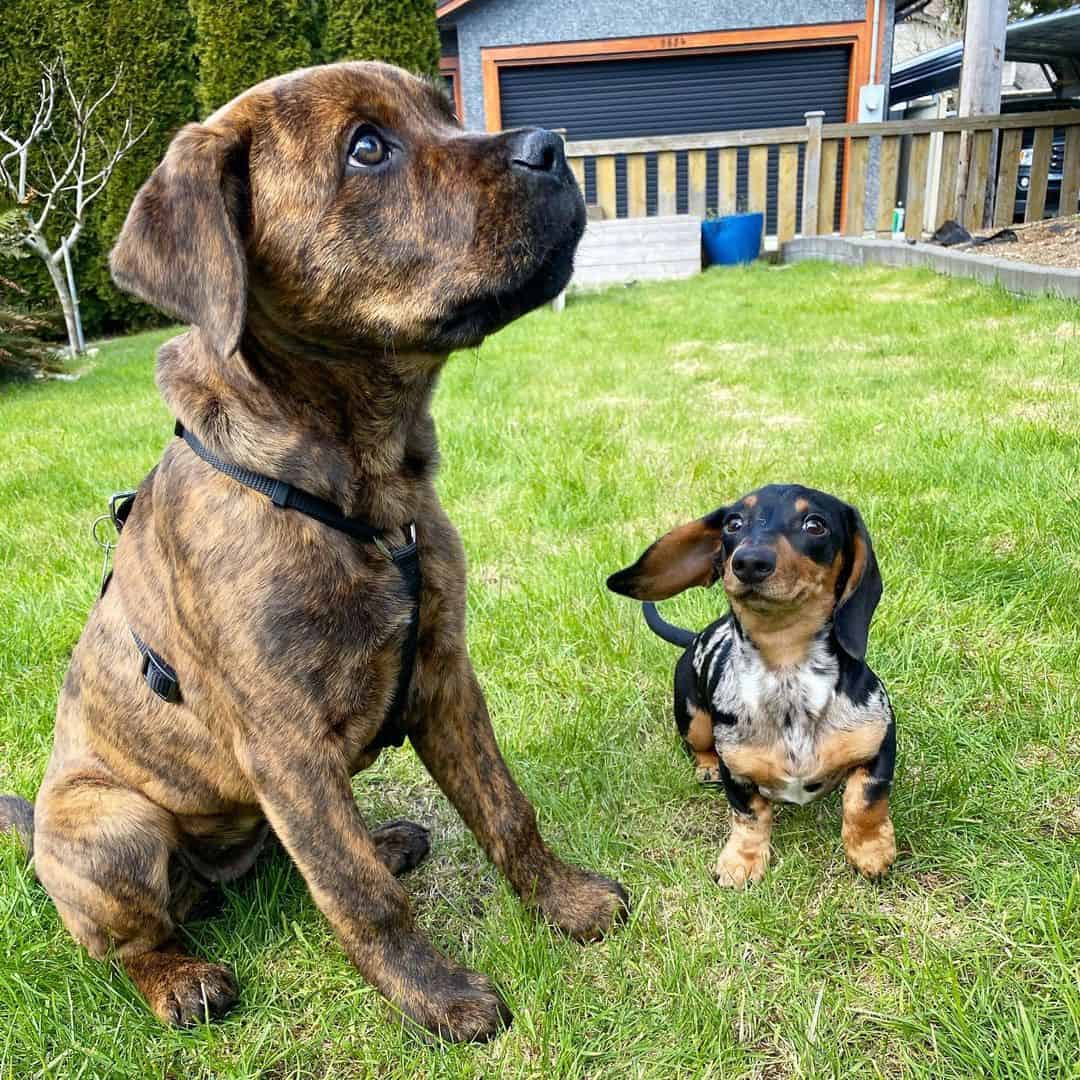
left=642, top=601, right=697, bottom=649
left=98, top=423, right=421, bottom=748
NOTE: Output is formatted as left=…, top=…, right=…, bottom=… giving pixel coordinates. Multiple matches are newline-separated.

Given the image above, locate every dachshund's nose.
left=509, top=128, right=565, bottom=174
left=732, top=547, right=776, bottom=584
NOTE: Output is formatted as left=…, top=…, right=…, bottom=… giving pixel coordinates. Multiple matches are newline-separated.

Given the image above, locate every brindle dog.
left=0, top=62, right=627, bottom=1041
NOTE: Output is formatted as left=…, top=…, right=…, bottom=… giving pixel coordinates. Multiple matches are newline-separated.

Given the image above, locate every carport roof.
left=891, top=6, right=1080, bottom=104
left=1006, top=6, right=1080, bottom=63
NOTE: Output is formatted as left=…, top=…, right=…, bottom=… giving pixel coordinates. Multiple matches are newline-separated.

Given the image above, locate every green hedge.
left=191, top=0, right=319, bottom=116
left=323, top=0, right=440, bottom=75
left=0, top=0, right=64, bottom=336
left=0, top=0, right=440, bottom=336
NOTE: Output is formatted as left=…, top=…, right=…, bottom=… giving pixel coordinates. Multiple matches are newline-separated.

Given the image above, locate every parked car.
left=1014, top=130, right=1065, bottom=220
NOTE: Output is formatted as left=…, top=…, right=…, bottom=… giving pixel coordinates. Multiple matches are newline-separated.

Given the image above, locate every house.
left=437, top=1, right=909, bottom=140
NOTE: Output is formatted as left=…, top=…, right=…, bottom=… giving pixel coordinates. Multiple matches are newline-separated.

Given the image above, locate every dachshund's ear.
left=833, top=506, right=883, bottom=662
left=607, top=510, right=727, bottom=601
left=110, top=122, right=249, bottom=358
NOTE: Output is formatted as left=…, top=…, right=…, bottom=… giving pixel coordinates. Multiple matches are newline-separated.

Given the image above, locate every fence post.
left=802, top=111, right=825, bottom=237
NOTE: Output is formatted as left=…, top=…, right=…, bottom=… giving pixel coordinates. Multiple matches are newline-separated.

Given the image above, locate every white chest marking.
left=698, top=626, right=852, bottom=804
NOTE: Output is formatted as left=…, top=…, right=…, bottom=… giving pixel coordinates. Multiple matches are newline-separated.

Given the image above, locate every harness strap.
left=110, top=423, right=421, bottom=744
left=376, top=539, right=422, bottom=749
left=131, top=628, right=181, bottom=703
left=175, top=422, right=388, bottom=545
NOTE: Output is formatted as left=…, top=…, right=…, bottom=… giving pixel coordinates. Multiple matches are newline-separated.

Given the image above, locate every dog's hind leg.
left=33, top=770, right=237, bottom=1027
left=0, top=795, right=35, bottom=856
left=410, top=660, right=629, bottom=943
left=370, top=819, right=430, bottom=876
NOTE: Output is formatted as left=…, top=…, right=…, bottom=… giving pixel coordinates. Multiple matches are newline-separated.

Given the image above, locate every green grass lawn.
left=1, top=262, right=1078, bottom=1079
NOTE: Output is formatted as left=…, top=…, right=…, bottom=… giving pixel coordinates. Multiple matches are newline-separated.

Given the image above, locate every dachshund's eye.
left=348, top=126, right=389, bottom=168
left=724, top=514, right=744, bottom=534
left=802, top=515, right=828, bottom=536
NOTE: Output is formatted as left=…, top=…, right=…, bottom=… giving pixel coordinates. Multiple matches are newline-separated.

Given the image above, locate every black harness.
left=102, top=422, right=421, bottom=750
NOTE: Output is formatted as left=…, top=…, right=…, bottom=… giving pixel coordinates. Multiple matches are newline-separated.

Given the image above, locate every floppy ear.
left=110, top=122, right=248, bottom=357
left=607, top=510, right=727, bottom=601
left=833, top=507, right=883, bottom=662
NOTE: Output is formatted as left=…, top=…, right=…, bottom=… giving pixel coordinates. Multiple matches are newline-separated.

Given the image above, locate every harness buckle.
left=109, top=490, right=138, bottom=532
left=138, top=644, right=181, bottom=703
left=373, top=521, right=417, bottom=562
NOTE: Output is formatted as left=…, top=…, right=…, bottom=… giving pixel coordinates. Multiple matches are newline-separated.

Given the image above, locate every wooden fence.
left=564, top=108, right=1080, bottom=241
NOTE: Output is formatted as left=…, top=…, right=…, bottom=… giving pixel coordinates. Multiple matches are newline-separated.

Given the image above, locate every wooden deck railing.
left=563, top=108, right=1080, bottom=241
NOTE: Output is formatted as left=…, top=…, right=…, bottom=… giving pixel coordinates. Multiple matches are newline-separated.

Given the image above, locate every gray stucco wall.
left=444, top=0, right=872, bottom=130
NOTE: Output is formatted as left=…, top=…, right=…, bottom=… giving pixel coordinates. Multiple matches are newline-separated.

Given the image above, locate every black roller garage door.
left=499, top=46, right=851, bottom=232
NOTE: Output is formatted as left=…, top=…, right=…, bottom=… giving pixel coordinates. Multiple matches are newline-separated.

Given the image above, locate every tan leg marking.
left=842, top=767, right=896, bottom=878
left=687, top=707, right=721, bottom=783
left=714, top=794, right=773, bottom=889
left=722, top=744, right=788, bottom=789
left=693, top=750, right=722, bottom=784
left=814, top=721, right=887, bottom=778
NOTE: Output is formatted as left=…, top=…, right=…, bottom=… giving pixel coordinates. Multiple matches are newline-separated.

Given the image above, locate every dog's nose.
left=732, top=547, right=777, bottom=585
left=509, top=128, right=565, bottom=175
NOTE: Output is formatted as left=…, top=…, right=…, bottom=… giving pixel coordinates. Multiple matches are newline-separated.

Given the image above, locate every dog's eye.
left=348, top=126, right=389, bottom=168
left=724, top=515, right=744, bottom=534
left=802, top=515, right=828, bottom=536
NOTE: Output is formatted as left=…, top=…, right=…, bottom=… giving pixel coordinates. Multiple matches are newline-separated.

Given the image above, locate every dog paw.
left=713, top=841, right=770, bottom=889
left=418, top=971, right=513, bottom=1043
left=535, top=866, right=630, bottom=942
left=390, top=941, right=512, bottom=1042
left=695, top=765, right=722, bottom=785
left=843, top=818, right=896, bottom=879
left=371, top=819, right=431, bottom=877
left=142, top=958, right=238, bottom=1027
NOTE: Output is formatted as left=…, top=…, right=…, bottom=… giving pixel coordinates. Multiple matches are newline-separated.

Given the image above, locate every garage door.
left=499, top=46, right=851, bottom=232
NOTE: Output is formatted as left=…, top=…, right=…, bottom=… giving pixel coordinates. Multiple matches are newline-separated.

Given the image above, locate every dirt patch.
left=971, top=214, right=1080, bottom=269
left=1006, top=400, right=1071, bottom=426
left=667, top=340, right=771, bottom=366
left=1019, top=734, right=1080, bottom=769
left=985, top=533, right=1017, bottom=557
left=473, top=564, right=516, bottom=591
left=867, top=281, right=941, bottom=302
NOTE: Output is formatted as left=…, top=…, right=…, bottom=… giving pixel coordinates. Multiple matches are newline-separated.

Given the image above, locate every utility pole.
left=956, top=0, right=1009, bottom=228
left=958, top=0, right=1008, bottom=117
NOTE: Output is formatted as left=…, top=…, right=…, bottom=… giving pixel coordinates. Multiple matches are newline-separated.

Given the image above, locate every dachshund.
left=608, top=484, right=896, bottom=887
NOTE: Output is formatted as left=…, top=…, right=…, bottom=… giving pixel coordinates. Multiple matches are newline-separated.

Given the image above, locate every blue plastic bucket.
left=701, top=212, right=764, bottom=266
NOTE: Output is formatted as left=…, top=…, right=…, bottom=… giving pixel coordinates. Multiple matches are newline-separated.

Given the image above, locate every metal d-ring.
left=91, top=513, right=116, bottom=594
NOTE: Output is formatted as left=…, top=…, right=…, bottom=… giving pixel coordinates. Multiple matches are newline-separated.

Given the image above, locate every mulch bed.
left=972, top=213, right=1080, bottom=269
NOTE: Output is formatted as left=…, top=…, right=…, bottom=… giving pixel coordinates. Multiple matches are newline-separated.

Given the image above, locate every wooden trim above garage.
left=437, top=0, right=475, bottom=16
left=481, top=23, right=872, bottom=132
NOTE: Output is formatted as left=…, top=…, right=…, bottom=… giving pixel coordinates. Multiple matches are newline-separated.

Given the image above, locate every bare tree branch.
left=0, top=57, right=146, bottom=356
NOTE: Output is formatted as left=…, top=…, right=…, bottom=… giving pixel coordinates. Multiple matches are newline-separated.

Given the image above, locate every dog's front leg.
left=713, top=758, right=772, bottom=888
left=842, top=717, right=897, bottom=878
left=409, top=661, right=628, bottom=941
left=242, top=735, right=510, bottom=1041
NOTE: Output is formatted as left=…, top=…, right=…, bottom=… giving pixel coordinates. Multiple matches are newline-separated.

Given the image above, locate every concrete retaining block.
left=782, top=235, right=1080, bottom=301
